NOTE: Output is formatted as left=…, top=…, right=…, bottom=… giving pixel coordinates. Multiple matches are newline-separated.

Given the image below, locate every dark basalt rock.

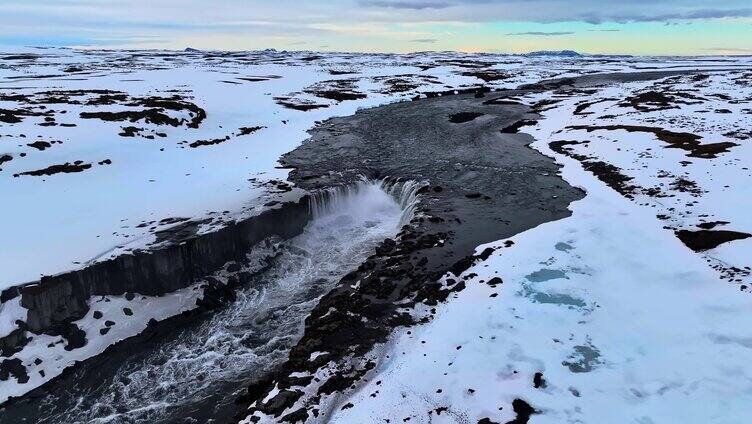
left=26, top=141, right=51, bottom=151
left=15, top=197, right=311, bottom=334
left=449, top=112, right=484, bottom=123
left=675, top=229, right=751, bottom=252
left=506, top=399, right=537, bottom=424
left=0, top=358, right=29, bottom=384
left=533, top=372, right=547, bottom=389
left=13, top=161, right=92, bottom=177
left=59, top=322, right=87, bottom=351
left=0, top=328, right=30, bottom=357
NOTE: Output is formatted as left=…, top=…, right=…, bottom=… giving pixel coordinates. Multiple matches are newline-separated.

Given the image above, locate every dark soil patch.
left=573, top=98, right=618, bottom=115
left=461, top=70, right=510, bottom=82
left=505, top=399, right=536, bottom=424
left=80, top=110, right=182, bottom=127
left=449, top=112, right=483, bottom=123
left=189, top=126, right=265, bottom=147
left=328, top=70, right=356, bottom=75
left=238, top=126, right=265, bottom=136
left=13, top=161, right=92, bottom=177
left=533, top=372, right=547, bottom=389
left=189, top=136, right=231, bottom=148
left=550, top=140, right=638, bottom=198
left=620, top=90, right=704, bottom=112
left=118, top=126, right=144, bottom=137
left=274, top=97, right=330, bottom=111
left=26, top=141, right=52, bottom=151
left=304, top=79, right=367, bottom=102
left=72, top=95, right=206, bottom=129
left=0, top=107, right=55, bottom=123
left=132, top=98, right=206, bottom=129
left=501, top=120, right=537, bottom=134
left=309, top=90, right=366, bottom=102
left=566, top=125, right=737, bottom=159
left=238, top=75, right=281, bottom=82
left=697, top=221, right=729, bottom=230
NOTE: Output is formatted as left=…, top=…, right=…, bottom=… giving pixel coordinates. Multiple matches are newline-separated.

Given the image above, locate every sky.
left=0, top=0, right=751, bottom=55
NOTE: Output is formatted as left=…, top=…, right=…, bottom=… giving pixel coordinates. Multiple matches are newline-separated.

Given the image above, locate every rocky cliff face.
left=2, top=196, right=312, bottom=352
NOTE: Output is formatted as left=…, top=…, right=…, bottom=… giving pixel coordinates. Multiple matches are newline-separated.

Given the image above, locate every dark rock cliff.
left=2, top=196, right=312, bottom=346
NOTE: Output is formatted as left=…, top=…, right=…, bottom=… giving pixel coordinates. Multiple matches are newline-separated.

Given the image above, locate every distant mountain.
left=524, top=50, right=582, bottom=57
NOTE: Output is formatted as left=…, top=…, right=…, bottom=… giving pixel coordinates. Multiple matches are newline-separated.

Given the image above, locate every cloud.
left=582, top=7, right=752, bottom=24
left=0, top=0, right=750, bottom=52
left=507, top=31, right=575, bottom=36
left=358, top=0, right=452, bottom=9
left=700, top=47, right=752, bottom=54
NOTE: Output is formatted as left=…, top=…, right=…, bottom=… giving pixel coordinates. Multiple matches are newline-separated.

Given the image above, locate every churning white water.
left=40, top=180, right=418, bottom=424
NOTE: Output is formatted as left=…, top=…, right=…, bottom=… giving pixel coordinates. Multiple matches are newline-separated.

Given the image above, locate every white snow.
left=0, top=297, right=26, bottom=338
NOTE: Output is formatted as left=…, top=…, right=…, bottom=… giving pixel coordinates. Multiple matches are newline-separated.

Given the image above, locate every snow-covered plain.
left=2, top=48, right=749, bottom=289
left=2, top=48, right=752, bottom=418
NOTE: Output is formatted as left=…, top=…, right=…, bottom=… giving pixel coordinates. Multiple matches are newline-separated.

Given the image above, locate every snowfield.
left=2, top=47, right=752, bottom=421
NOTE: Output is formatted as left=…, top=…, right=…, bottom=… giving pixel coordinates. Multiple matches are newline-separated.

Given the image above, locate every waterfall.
left=309, top=177, right=422, bottom=228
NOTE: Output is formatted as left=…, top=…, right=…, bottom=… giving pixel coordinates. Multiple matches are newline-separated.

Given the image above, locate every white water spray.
left=309, top=177, right=420, bottom=227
